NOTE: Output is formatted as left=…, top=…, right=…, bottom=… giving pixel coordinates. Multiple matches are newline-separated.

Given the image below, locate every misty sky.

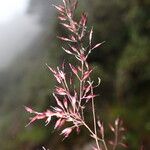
left=0, top=0, right=29, bottom=23
left=0, top=0, right=42, bottom=70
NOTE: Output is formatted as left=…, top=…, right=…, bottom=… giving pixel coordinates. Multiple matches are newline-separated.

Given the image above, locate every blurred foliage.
left=0, top=0, right=149, bottom=149
left=85, top=0, right=150, bottom=149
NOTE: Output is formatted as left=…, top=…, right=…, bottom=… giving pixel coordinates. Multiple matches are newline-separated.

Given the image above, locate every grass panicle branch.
left=25, top=0, right=126, bottom=149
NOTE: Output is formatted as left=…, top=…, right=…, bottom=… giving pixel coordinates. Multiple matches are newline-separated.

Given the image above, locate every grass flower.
left=25, top=0, right=126, bottom=149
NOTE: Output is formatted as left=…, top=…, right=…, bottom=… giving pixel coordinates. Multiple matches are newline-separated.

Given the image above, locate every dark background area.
left=0, top=0, right=149, bottom=149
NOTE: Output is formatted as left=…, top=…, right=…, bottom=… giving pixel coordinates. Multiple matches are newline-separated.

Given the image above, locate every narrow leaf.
left=89, top=27, right=93, bottom=45
left=53, top=93, right=64, bottom=109
left=62, top=47, right=73, bottom=55
left=46, top=64, right=56, bottom=74
left=91, top=42, right=103, bottom=50
left=69, top=63, right=78, bottom=76
left=57, top=36, right=75, bottom=42
left=82, top=69, right=93, bottom=81
left=52, top=5, right=64, bottom=13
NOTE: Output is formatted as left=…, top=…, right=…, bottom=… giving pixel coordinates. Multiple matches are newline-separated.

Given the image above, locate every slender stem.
left=78, top=60, right=84, bottom=110
left=82, top=120, right=95, bottom=136
left=81, top=107, right=84, bottom=121
left=102, top=139, right=108, bottom=150
left=113, top=125, right=118, bottom=150
left=91, top=85, right=101, bottom=150
left=62, top=79, right=78, bottom=112
left=64, top=79, right=69, bottom=91
left=82, top=120, right=105, bottom=144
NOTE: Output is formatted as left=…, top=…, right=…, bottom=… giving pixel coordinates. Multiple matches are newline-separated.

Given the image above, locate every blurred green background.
left=0, top=0, right=149, bottom=149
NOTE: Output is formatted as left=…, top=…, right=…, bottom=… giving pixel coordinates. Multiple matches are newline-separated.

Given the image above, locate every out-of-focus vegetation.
left=0, top=0, right=149, bottom=149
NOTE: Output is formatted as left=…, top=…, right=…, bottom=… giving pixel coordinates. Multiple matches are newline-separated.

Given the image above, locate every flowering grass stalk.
left=25, top=0, right=126, bottom=149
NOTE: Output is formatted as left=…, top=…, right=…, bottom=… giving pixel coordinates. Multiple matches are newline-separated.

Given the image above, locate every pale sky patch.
left=0, top=0, right=29, bottom=23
